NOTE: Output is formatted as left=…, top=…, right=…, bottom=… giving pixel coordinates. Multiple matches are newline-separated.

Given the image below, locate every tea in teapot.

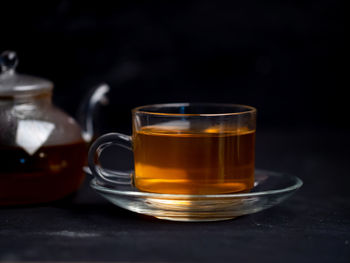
left=0, top=141, right=87, bottom=205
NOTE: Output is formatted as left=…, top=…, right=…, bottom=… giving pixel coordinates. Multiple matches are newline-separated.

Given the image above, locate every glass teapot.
left=0, top=51, right=109, bottom=205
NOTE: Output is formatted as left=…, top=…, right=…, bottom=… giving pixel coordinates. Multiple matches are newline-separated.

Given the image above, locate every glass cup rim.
left=132, top=103, right=256, bottom=117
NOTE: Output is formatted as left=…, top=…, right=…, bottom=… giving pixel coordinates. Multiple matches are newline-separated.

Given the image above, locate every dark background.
left=0, top=1, right=349, bottom=262
left=0, top=0, right=346, bottom=133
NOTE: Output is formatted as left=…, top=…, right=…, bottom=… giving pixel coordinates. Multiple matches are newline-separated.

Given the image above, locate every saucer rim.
left=88, top=169, right=303, bottom=199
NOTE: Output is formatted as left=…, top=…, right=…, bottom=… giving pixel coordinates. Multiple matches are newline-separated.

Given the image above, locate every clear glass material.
left=89, top=103, right=257, bottom=195
left=87, top=168, right=303, bottom=222
left=0, top=51, right=53, bottom=96
left=0, top=51, right=109, bottom=205
left=133, top=103, right=256, bottom=194
left=88, top=104, right=302, bottom=221
left=0, top=93, right=87, bottom=205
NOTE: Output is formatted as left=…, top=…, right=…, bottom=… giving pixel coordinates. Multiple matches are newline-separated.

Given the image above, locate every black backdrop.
left=0, top=0, right=346, bottom=133
left=0, top=2, right=349, bottom=262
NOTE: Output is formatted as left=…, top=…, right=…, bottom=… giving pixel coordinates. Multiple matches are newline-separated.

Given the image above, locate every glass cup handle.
left=88, top=133, right=133, bottom=185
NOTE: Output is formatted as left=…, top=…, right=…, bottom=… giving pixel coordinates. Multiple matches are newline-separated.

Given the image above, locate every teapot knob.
left=0, top=50, right=18, bottom=74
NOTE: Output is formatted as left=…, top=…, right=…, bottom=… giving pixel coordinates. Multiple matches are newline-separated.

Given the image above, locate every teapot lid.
left=0, top=51, right=53, bottom=96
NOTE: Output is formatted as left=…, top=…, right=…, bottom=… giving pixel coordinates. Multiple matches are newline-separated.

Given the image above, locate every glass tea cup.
left=88, top=103, right=256, bottom=195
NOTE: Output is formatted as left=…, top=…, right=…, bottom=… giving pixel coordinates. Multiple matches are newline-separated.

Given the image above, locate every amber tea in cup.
left=134, top=126, right=255, bottom=194
left=89, top=103, right=256, bottom=195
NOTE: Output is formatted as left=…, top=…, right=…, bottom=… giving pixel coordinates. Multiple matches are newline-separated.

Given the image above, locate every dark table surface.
left=1, top=127, right=349, bottom=263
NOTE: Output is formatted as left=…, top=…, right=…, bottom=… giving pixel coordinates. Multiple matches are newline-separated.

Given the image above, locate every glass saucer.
left=87, top=169, right=303, bottom=222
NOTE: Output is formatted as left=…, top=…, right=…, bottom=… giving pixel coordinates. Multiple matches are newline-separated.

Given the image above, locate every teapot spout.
left=78, top=83, right=110, bottom=142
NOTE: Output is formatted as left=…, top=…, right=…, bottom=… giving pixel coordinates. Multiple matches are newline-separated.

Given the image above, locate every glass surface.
left=0, top=51, right=110, bottom=205
left=133, top=103, right=256, bottom=194
left=0, top=92, right=86, bottom=205
left=88, top=169, right=303, bottom=222
left=89, top=103, right=257, bottom=195
left=0, top=51, right=53, bottom=96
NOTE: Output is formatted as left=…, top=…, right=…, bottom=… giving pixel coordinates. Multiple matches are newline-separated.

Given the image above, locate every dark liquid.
left=134, top=126, right=255, bottom=194
left=0, top=141, right=87, bottom=205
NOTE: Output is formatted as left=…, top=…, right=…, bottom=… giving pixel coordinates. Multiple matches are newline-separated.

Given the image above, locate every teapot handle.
left=77, top=83, right=110, bottom=142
